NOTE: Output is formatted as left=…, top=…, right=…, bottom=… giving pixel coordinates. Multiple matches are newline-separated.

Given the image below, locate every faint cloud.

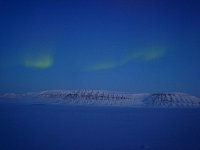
left=23, top=53, right=54, bottom=69
left=86, top=46, right=166, bottom=71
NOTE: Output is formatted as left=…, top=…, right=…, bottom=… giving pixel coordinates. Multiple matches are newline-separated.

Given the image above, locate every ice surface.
left=0, top=103, right=200, bottom=150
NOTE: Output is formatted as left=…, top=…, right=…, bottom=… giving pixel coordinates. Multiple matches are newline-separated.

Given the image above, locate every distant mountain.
left=1, top=90, right=200, bottom=107
left=143, top=92, right=200, bottom=107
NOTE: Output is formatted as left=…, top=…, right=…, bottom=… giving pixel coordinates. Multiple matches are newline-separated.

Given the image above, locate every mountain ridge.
left=0, top=89, right=200, bottom=107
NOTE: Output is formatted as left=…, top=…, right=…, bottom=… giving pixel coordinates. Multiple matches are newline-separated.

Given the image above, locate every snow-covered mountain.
left=143, top=93, right=200, bottom=107
left=1, top=89, right=200, bottom=107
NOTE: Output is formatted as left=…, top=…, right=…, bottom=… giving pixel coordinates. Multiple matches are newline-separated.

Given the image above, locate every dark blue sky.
left=0, top=0, right=200, bottom=96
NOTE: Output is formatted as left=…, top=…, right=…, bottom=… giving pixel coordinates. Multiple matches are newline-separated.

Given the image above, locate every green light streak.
left=87, top=46, right=166, bottom=71
left=23, top=54, right=54, bottom=69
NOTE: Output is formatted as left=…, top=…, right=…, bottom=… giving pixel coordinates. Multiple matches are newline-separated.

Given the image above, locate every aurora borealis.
left=87, top=46, right=166, bottom=71
left=23, top=53, right=54, bottom=69
left=0, top=0, right=200, bottom=96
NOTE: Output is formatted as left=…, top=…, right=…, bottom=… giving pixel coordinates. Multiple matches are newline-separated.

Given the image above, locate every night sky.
left=0, top=0, right=200, bottom=96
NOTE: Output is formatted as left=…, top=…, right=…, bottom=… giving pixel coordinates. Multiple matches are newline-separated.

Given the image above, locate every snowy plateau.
left=1, top=90, right=200, bottom=108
